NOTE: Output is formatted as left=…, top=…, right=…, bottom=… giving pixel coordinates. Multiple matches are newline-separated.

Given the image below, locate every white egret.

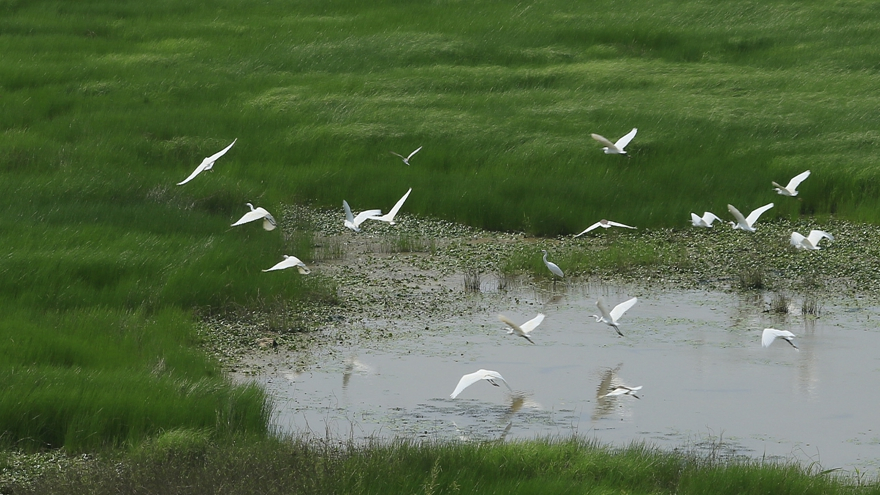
left=591, top=128, right=637, bottom=154
left=450, top=369, right=512, bottom=398
left=231, top=203, right=277, bottom=231
left=575, top=219, right=637, bottom=237
left=390, top=146, right=422, bottom=166
left=177, top=139, right=236, bottom=185
left=690, top=211, right=722, bottom=228
left=367, top=188, right=412, bottom=225
left=762, top=328, right=798, bottom=350
left=498, top=313, right=545, bottom=344
left=262, top=255, right=310, bottom=274
left=591, top=296, right=638, bottom=337
left=541, top=250, right=564, bottom=278
left=343, top=200, right=381, bottom=232
left=772, top=170, right=810, bottom=197
left=790, top=230, right=833, bottom=250
left=728, top=203, right=774, bottom=232
left=603, top=385, right=642, bottom=399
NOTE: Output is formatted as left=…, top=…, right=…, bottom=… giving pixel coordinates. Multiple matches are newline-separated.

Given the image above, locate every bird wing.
left=354, top=209, right=382, bottom=226
left=231, top=209, right=268, bottom=226
left=451, top=369, right=510, bottom=398
left=518, top=313, right=545, bottom=335
left=382, top=188, right=412, bottom=222
left=785, top=170, right=811, bottom=191
left=690, top=213, right=702, bottom=226
left=613, top=128, right=638, bottom=150
left=806, top=230, right=833, bottom=246
left=177, top=162, right=209, bottom=185
left=744, top=203, right=774, bottom=227
left=390, top=151, right=405, bottom=160
left=596, top=297, right=613, bottom=320
left=483, top=370, right=512, bottom=391
left=609, top=297, right=637, bottom=322
left=575, top=221, right=602, bottom=237
left=498, top=314, right=524, bottom=336
left=343, top=200, right=355, bottom=224
left=790, top=231, right=806, bottom=247
left=703, top=212, right=721, bottom=225
left=262, top=214, right=277, bottom=231
left=762, top=328, right=781, bottom=347
left=205, top=138, right=237, bottom=163
left=406, top=147, right=422, bottom=160
left=591, top=133, right=617, bottom=149
left=263, top=256, right=303, bottom=272
left=727, top=204, right=747, bottom=227
left=606, top=220, right=636, bottom=229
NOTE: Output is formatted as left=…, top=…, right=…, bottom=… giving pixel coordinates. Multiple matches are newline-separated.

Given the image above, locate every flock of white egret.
left=178, top=132, right=811, bottom=404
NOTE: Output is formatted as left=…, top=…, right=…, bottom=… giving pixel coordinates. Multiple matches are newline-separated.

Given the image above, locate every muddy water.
left=237, top=283, right=880, bottom=472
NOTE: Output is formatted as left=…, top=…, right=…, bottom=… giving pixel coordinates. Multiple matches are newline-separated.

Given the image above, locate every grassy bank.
left=5, top=436, right=878, bottom=494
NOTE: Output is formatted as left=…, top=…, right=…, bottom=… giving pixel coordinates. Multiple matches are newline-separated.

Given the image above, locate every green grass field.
left=2, top=0, right=880, bottom=488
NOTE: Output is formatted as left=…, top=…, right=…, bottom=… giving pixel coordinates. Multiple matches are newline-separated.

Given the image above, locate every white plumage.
left=772, top=170, right=810, bottom=196
left=790, top=230, right=833, bottom=250
left=177, top=139, right=236, bottom=185
left=498, top=313, right=545, bottom=344
left=231, top=203, right=277, bottom=231
left=728, top=203, right=774, bottom=232
left=591, top=128, right=638, bottom=154
left=343, top=200, right=381, bottom=232
left=450, top=369, right=512, bottom=399
left=575, top=219, right=637, bottom=237
left=592, top=296, right=638, bottom=337
left=762, top=328, right=798, bottom=350
left=262, top=255, right=310, bottom=274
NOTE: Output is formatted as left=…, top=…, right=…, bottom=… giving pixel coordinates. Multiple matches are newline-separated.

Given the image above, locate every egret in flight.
left=790, top=230, right=833, bottom=250
left=575, top=219, right=636, bottom=237
left=231, top=203, right=277, bottom=231
left=591, top=128, right=637, bottom=154
left=262, top=255, right=310, bottom=274
left=603, top=385, right=642, bottom=399
left=690, top=211, right=722, bottom=228
left=762, top=328, right=798, bottom=350
left=592, top=296, right=638, bottom=337
left=177, top=139, right=236, bottom=185
left=541, top=250, right=564, bottom=278
left=343, top=200, right=381, bottom=232
left=390, top=146, right=422, bottom=166
left=367, top=188, right=412, bottom=225
left=728, top=203, right=774, bottom=232
left=498, top=313, right=545, bottom=344
left=773, top=170, right=810, bottom=197
left=450, top=369, right=512, bottom=398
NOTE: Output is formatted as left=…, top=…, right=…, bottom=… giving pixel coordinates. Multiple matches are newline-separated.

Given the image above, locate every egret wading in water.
left=541, top=250, right=564, bottom=281
left=343, top=200, right=381, bottom=232
left=690, top=211, right=722, bottom=228
left=390, top=146, right=422, bottom=166
left=450, top=369, right=512, bottom=399
left=231, top=203, right=277, bottom=231
left=575, top=219, right=636, bottom=237
left=591, top=296, right=638, bottom=337
left=591, top=128, right=637, bottom=155
left=177, top=139, right=236, bottom=185
left=728, top=203, right=774, bottom=232
left=498, top=313, right=545, bottom=344
left=790, top=230, right=833, bottom=250
left=762, top=328, right=798, bottom=350
left=367, top=188, right=412, bottom=225
left=773, top=170, right=810, bottom=197
left=262, top=255, right=310, bottom=274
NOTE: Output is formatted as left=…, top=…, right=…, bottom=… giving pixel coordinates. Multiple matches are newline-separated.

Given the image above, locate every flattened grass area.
left=2, top=0, right=880, bottom=490
left=12, top=437, right=880, bottom=495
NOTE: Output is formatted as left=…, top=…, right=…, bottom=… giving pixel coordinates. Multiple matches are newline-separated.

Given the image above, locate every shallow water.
left=237, top=283, right=880, bottom=473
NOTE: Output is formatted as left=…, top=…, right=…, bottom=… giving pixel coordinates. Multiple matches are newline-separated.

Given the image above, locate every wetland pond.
left=234, top=282, right=880, bottom=473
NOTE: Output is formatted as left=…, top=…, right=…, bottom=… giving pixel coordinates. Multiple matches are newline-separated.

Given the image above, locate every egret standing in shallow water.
left=450, top=369, right=512, bottom=398
left=498, top=313, right=545, bottom=344
left=541, top=250, right=564, bottom=278
left=177, top=139, right=236, bottom=185
left=591, top=296, right=638, bottom=337
left=790, top=230, right=833, bottom=250
left=728, top=203, right=774, bottom=232
left=690, top=211, right=722, bottom=228
left=575, top=219, right=636, bottom=237
left=231, top=203, right=277, bottom=231
left=390, top=146, right=422, bottom=166
left=262, top=255, right=310, bottom=274
left=762, top=328, right=798, bottom=350
left=591, top=128, right=637, bottom=155
left=773, top=170, right=810, bottom=197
